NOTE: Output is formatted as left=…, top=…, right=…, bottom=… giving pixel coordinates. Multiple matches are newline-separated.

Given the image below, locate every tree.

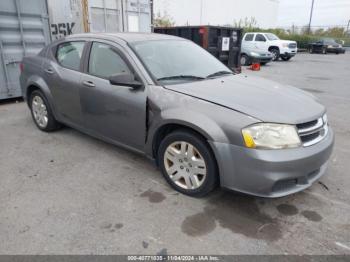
left=153, top=11, right=175, bottom=27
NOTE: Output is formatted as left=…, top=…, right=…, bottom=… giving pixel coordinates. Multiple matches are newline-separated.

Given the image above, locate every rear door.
left=254, top=34, right=268, bottom=52
left=79, top=41, right=147, bottom=150
left=42, top=41, right=86, bottom=125
left=242, top=33, right=255, bottom=51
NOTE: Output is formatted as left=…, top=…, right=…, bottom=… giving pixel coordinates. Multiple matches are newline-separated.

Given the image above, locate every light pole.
left=347, top=19, right=350, bottom=34
left=200, top=0, right=203, bottom=25
left=308, top=0, right=315, bottom=34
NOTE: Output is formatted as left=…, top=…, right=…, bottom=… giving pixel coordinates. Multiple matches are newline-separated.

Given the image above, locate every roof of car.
left=66, top=32, right=183, bottom=43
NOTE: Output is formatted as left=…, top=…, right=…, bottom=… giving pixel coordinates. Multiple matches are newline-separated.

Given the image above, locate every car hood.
left=278, top=39, right=297, bottom=44
left=164, top=75, right=325, bottom=124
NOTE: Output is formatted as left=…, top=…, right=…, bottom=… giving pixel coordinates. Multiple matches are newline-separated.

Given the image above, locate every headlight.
left=250, top=52, right=260, bottom=57
left=282, top=43, right=289, bottom=48
left=323, top=114, right=328, bottom=125
left=242, top=123, right=301, bottom=149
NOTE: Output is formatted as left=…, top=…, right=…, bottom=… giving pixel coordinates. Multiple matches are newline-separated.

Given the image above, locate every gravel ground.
left=0, top=52, right=349, bottom=255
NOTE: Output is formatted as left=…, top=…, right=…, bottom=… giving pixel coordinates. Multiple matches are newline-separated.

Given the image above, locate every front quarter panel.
left=145, top=85, right=259, bottom=155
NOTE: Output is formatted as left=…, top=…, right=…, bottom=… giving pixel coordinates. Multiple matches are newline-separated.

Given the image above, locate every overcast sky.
left=278, top=0, right=350, bottom=28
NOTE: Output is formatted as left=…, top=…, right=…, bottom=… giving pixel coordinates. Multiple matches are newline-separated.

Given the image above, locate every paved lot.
left=0, top=53, right=350, bottom=255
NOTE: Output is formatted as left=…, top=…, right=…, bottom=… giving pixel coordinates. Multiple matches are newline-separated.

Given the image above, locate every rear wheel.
left=270, top=48, right=280, bottom=61
left=30, top=90, right=61, bottom=132
left=158, top=130, right=218, bottom=197
left=240, top=54, right=250, bottom=66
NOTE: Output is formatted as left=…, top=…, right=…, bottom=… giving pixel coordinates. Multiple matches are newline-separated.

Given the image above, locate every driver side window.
left=255, top=34, right=266, bottom=42
left=88, top=42, right=131, bottom=79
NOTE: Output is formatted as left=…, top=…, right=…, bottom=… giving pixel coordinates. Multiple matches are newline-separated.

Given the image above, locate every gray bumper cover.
left=210, top=128, right=334, bottom=198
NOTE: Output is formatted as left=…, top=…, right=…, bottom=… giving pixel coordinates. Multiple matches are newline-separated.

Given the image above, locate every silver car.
left=20, top=33, right=334, bottom=198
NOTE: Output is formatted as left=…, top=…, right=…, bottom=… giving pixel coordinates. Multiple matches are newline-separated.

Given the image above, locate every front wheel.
left=270, top=48, right=280, bottom=61
left=158, top=130, right=218, bottom=197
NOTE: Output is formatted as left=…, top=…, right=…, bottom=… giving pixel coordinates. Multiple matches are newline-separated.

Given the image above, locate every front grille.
left=289, top=43, right=297, bottom=49
left=297, top=115, right=328, bottom=147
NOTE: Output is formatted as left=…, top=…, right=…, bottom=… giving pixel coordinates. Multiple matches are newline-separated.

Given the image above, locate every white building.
left=154, top=0, right=279, bottom=29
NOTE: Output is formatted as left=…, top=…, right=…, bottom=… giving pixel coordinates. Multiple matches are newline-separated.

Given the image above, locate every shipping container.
left=0, top=0, right=151, bottom=100
left=0, top=0, right=51, bottom=100
left=48, top=0, right=152, bottom=40
left=155, top=26, right=243, bottom=73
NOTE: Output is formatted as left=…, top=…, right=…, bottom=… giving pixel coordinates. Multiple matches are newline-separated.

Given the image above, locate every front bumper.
left=280, top=48, right=297, bottom=58
left=251, top=56, right=273, bottom=64
left=326, top=47, right=346, bottom=53
left=210, top=127, right=334, bottom=198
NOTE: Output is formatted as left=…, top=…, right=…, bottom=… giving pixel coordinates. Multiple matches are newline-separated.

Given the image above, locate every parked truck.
left=242, top=32, right=297, bottom=61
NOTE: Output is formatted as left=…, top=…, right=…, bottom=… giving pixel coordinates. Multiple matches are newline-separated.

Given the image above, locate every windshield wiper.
left=157, top=75, right=205, bottom=81
left=206, top=71, right=233, bottom=79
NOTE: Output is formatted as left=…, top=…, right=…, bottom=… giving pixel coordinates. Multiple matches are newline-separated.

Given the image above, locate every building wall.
left=154, top=0, right=279, bottom=29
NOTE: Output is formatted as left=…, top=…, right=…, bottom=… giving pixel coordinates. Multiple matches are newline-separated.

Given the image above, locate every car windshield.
left=265, top=33, right=280, bottom=40
left=130, top=40, right=232, bottom=84
left=323, top=38, right=337, bottom=44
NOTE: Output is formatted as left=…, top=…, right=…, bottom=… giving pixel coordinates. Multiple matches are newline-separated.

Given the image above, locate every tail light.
left=19, top=62, right=24, bottom=72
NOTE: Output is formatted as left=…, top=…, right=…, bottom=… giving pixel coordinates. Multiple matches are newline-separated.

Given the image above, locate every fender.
left=24, top=75, right=60, bottom=120
left=145, top=107, right=231, bottom=157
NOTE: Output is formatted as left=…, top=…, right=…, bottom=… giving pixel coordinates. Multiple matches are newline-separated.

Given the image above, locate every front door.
left=80, top=41, right=147, bottom=150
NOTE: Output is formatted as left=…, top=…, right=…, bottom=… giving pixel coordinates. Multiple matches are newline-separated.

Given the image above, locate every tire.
left=158, top=130, right=218, bottom=197
left=281, top=56, right=292, bottom=61
left=270, top=48, right=280, bottom=61
left=29, top=89, right=61, bottom=132
left=240, top=54, right=250, bottom=66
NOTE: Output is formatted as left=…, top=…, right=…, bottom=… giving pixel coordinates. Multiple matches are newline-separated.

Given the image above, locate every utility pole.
left=200, top=0, right=203, bottom=25
left=150, top=0, right=154, bottom=32
left=347, top=19, right=350, bottom=34
left=308, top=0, right=315, bottom=34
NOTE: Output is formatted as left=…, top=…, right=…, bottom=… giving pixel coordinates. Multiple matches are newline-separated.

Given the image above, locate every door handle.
left=82, top=80, right=95, bottom=87
left=45, top=68, right=54, bottom=74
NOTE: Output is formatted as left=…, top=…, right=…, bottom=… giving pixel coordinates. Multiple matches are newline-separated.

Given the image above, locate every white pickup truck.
left=242, top=32, right=298, bottom=61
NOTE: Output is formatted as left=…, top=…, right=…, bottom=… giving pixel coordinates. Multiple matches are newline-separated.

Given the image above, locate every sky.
left=278, top=0, right=350, bottom=28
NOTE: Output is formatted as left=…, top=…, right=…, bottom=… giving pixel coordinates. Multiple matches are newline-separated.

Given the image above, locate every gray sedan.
left=20, top=33, right=334, bottom=197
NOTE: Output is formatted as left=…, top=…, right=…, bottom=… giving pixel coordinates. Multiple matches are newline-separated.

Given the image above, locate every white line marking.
left=335, top=242, right=350, bottom=251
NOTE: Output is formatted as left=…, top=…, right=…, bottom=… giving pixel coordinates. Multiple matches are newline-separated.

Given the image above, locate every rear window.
left=244, top=34, right=254, bottom=41
left=56, top=41, right=85, bottom=71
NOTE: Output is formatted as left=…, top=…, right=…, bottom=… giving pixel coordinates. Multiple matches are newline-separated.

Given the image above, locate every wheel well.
left=153, top=124, right=209, bottom=162
left=26, top=85, right=40, bottom=104
left=268, top=46, right=279, bottom=51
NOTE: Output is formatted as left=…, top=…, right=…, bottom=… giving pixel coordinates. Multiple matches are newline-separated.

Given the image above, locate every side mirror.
left=109, top=73, right=143, bottom=89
